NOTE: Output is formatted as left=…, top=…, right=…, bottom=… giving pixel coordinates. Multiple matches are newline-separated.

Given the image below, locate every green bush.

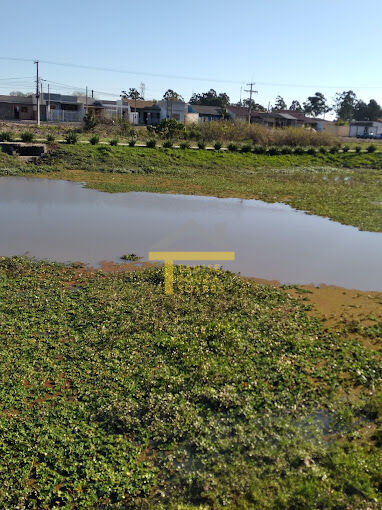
left=128, top=139, right=136, bottom=147
left=280, top=146, right=293, bottom=154
left=65, top=131, right=78, bottom=144
left=179, top=141, right=190, bottom=149
left=214, top=141, right=222, bottom=150
left=294, top=147, right=305, bottom=155
left=89, top=135, right=100, bottom=145
left=162, top=140, right=173, bottom=148
left=227, top=143, right=238, bottom=152
left=330, top=146, right=339, bottom=154
left=146, top=138, right=156, bottom=148
left=307, top=147, right=317, bottom=155
left=367, top=144, right=377, bottom=153
left=241, top=144, right=252, bottom=153
left=155, top=118, right=184, bottom=140
left=83, top=111, right=97, bottom=131
left=342, top=145, right=350, bottom=153
left=46, top=134, right=55, bottom=143
left=355, top=145, right=362, bottom=153
left=268, top=146, right=281, bottom=156
left=109, top=138, right=119, bottom=146
left=253, top=145, right=267, bottom=154
left=20, top=131, right=34, bottom=143
left=319, top=146, right=328, bottom=154
left=197, top=140, right=206, bottom=150
left=0, top=130, right=13, bottom=142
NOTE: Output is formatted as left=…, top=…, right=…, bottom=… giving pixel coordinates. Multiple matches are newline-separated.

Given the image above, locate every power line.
left=2, top=56, right=381, bottom=89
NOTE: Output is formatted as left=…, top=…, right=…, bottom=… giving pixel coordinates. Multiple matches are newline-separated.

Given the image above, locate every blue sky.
left=1, top=0, right=381, bottom=111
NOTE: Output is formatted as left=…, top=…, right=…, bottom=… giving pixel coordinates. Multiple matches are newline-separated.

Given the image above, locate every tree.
left=241, top=98, right=266, bottom=111
left=303, top=92, right=331, bottom=117
left=289, top=100, right=303, bottom=112
left=9, top=91, right=32, bottom=97
left=273, top=96, right=287, bottom=111
left=354, top=99, right=382, bottom=121
left=163, top=89, right=184, bottom=118
left=366, top=99, right=382, bottom=121
left=121, top=88, right=143, bottom=112
left=333, top=90, right=357, bottom=121
left=189, top=89, right=230, bottom=108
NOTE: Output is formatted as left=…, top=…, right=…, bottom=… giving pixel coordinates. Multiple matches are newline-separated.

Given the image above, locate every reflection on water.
left=0, top=177, right=381, bottom=290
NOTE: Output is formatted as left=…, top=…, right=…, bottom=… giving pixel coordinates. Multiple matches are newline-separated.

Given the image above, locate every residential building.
left=0, top=94, right=37, bottom=121
left=349, top=121, right=382, bottom=137
left=157, top=99, right=187, bottom=122
left=187, top=104, right=228, bottom=122
left=125, top=100, right=161, bottom=125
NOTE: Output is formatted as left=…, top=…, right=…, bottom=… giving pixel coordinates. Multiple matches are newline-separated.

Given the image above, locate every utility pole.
left=244, top=82, right=258, bottom=124
left=34, top=60, right=40, bottom=126
left=47, top=83, right=50, bottom=121
left=85, top=86, right=88, bottom=111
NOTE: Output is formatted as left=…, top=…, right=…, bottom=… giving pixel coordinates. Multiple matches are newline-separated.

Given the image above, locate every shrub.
left=83, top=111, right=97, bottom=131
left=46, top=134, right=55, bottom=143
left=294, top=147, right=305, bottom=155
left=214, top=141, right=222, bottom=150
left=227, top=143, right=238, bottom=152
left=20, top=131, right=35, bottom=142
left=342, top=145, right=350, bottom=153
left=65, top=131, right=78, bottom=144
left=319, top=146, right=328, bottom=154
left=146, top=138, right=156, bottom=148
left=162, top=140, right=173, bottom=148
left=281, top=146, right=293, bottom=154
left=155, top=118, right=184, bottom=140
left=355, top=145, right=362, bottom=153
left=0, top=130, right=13, bottom=142
left=241, top=144, right=252, bottom=153
left=330, top=146, right=339, bottom=154
left=307, top=147, right=317, bottom=155
left=367, top=144, right=377, bottom=153
left=128, top=138, right=136, bottom=147
left=267, top=146, right=281, bottom=156
left=179, top=141, right=190, bottom=149
left=197, top=140, right=206, bottom=150
left=89, top=135, right=100, bottom=145
left=109, top=138, right=119, bottom=146
left=253, top=145, right=267, bottom=154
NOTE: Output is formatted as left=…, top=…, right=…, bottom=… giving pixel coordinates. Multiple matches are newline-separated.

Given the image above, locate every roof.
left=0, top=95, right=34, bottom=104
left=188, top=104, right=223, bottom=116
left=125, top=100, right=159, bottom=110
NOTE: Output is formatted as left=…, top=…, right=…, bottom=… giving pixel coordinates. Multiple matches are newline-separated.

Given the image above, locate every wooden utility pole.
left=34, top=60, right=40, bottom=126
left=244, top=82, right=258, bottom=124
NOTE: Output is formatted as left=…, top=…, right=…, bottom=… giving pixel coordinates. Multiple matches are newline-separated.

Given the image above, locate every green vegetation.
left=0, top=257, right=380, bottom=508
left=120, top=253, right=142, bottom=261
left=1, top=144, right=381, bottom=231
left=20, top=131, right=35, bottom=143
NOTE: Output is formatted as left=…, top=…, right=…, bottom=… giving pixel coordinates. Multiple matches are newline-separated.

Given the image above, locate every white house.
left=157, top=100, right=187, bottom=122
left=349, top=121, right=382, bottom=137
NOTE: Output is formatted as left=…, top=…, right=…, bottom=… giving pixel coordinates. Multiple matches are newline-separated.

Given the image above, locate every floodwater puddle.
left=0, top=177, right=382, bottom=291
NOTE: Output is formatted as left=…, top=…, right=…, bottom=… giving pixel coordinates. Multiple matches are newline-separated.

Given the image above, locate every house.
left=124, top=100, right=161, bottom=125
left=349, top=121, right=382, bottom=138
left=86, top=98, right=132, bottom=122
left=43, top=93, right=85, bottom=122
left=157, top=100, right=187, bottom=122
left=187, top=104, right=228, bottom=122
left=0, top=94, right=37, bottom=121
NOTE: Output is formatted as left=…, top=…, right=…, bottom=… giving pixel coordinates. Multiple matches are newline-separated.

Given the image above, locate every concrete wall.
left=184, top=112, right=199, bottom=125
left=349, top=123, right=382, bottom=137
left=321, top=122, right=349, bottom=136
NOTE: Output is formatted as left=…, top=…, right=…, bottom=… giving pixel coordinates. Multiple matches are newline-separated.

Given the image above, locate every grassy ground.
left=0, top=257, right=380, bottom=509
left=1, top=144, right=382, bottom=231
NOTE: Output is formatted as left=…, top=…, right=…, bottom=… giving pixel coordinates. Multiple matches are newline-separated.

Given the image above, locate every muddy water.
left=0, top=177, right=381, bottom=291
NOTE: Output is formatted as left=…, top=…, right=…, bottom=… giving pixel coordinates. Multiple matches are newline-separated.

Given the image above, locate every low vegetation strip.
left=0, top=257, right=380, bottom=508
left=1, top=145, right=382, bottom=232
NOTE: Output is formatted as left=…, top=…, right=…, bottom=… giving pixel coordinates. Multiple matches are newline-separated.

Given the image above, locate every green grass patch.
left=0, top=257, right=380, bottom=508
